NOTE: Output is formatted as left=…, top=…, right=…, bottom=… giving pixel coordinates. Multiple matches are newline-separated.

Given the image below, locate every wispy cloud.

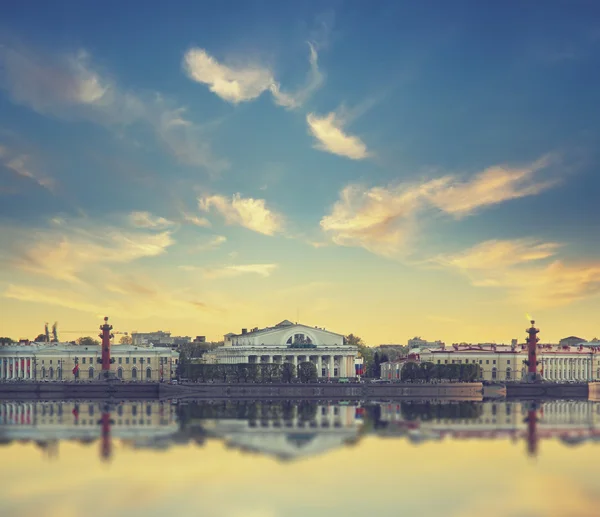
left=198, top=193, right=284, bottom=236
left=321, top=156, right=558, bottom=256
left=2, top=218, right=174, bottom=283
left=435, top=238, right=600, bottom=306
left=0, top=45, right=226, bottom=172
left=200, top=263, right=279, bottom=280
left=196, top=235, right=227, bottom=252
left=129, top=211, right=176, bottom=230
left=0, top=144, right=55, bottom=192
left=181, top=213, right=212, bottom=228
left=306, top=112, right=369, bottom=160
left=183, top=43, right=322, bottom=109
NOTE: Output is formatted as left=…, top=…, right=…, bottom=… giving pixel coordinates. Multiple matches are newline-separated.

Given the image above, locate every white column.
left=267, top=355, right=272, bottom=364
left=11, top=358, right=15, bottom=379
left=317, top=356, right=323, bottom=377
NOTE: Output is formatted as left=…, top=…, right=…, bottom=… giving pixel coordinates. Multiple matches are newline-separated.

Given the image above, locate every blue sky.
left=1, top=1, right=600, bottom=344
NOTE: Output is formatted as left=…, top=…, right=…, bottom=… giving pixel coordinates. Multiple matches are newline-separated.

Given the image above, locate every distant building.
left=407, top=337, right=444, bottom=349
left=559, top=336, right=586, bottom=347
left=205, top=319, right=357, bottom=378
left=132, top=331, right=191, bottom=348
left=0, top=342, right=179, bottom=382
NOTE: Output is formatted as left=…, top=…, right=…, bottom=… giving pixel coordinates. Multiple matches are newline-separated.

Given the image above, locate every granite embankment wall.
left=0, top=382, right=483, bottom=401
left=505, top=382, right=590, bottom=399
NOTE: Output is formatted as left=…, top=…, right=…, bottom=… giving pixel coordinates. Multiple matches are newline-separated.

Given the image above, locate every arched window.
left=57, top=368, right=62, bottom=380
left=492, top=367, right=497, bottom=380
left=506, top=368, right=511, bottom=380
left=146, top=367, right=152, bottom=380
left=88, top=367, right=94, bottom=379
left=48, top=367, right=54, bottom=379
left=41, top=367, right=46, bottom=378
left=117, top=368, right=123, bottom=379
left=286, top=333, right=313, bottom=345
left=132, top=368, right=137, bottom=380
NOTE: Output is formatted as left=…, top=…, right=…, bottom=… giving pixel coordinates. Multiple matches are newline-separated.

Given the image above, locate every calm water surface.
left=1, top=399, right=599, bottom=517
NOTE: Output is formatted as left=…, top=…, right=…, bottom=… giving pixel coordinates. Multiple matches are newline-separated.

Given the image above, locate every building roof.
left=227, top=321, right=344, bottom=339
left=0, top=342, right=177, bottom=355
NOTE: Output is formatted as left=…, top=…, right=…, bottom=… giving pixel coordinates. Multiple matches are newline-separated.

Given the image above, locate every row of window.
left=436, top=359, right=505, bottom=365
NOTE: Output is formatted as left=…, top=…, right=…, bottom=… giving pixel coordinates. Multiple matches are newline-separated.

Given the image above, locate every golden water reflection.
left=1, top=399, right=600, bottom=517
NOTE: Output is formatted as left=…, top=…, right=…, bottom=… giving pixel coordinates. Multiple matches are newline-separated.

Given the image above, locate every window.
left=88, top=367, right=94, bottom=379
left=492, top=368, right=497, bottom=380
left=50, top=360, right=53, bottom=365
left=147, top=358, right=151, bottom=364
left=117, top=368, right=123, bottom=379
left=146, top=405, right=152, bottom=416
left=507, top=360, right=511, bottom=365
left=126, top=357, right=130, bottom=364
left=486, top=360, right=489, bottom=364
left=41, top=367, right=46, bottom=377
left=493, top=360, right=496, bottom=364
left=132, top=406, right=137, bottom=416
left=118, top=357, right=122, bottom=364
left=146, top=367, right=152, bottom=380
left=437, top=360, right=441, bottom=364
left=48, top=367, right=53, bottom=379
left=82, top=357, right=86, bottom=364
left=132, top=368, right=137, bottom=380
left=479, top=360, right=482, bottom=364
left=465, top=359, right=469, bottom=364
left=445, top=360, right=448, bottom=364
left=133, top=358, right=137, bottom=365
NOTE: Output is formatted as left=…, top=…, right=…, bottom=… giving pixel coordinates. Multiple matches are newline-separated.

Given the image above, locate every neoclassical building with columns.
left=206, top=320, right=357, bottom=378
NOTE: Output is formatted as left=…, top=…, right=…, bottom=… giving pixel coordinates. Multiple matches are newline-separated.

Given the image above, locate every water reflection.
left=2, top=399, right=600, bottom=461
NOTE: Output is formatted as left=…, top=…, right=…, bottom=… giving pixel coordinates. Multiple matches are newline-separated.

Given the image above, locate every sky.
left=1, top=1, right=600, bottom=345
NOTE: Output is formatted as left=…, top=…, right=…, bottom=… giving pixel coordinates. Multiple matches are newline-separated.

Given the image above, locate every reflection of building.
left=200, top=403, right=362, bottom=460
left=0, top=400, right=179, bottom=460
left=206, top=320, right=357, bottom=378
left=376, top=400, right=600, bottom=454
left=0, top=343, right=179, bottom=381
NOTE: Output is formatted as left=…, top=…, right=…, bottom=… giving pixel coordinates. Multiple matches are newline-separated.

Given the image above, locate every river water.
left=1, top=399, right=598, bottom=517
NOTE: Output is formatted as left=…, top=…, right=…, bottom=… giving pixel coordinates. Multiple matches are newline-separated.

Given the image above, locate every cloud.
left=0, top=45, right=226, bottom=172
left=435, top=238, right=562, bottom=271
left=196, top=235, right=227, bottom=252
left=2, top=219, right=174, bottom=283
left=320, top=156, right=558, bottom=256
left=181, top=213, right=212, bottom=228
left=436, top=238, right=600, bottom=306
left=183, top=43, right=322, bottom=109
left=198, top=193, right=284, bottom=235
left=0, top=145, right=55, bottom=192
left=427, top=155, right=557, bottom=218
left=129, top=211, right=176, bottom=230
left=200, top=263, right=279, bottom=280
left=306, top=112, right=369, bottom=160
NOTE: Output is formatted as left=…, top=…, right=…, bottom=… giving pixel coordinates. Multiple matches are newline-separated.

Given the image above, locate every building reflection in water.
left=2, top=399, right=600, bottom=461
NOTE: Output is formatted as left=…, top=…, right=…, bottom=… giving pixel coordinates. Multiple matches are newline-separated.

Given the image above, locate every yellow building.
left=0, top=342, right=179, bottom=382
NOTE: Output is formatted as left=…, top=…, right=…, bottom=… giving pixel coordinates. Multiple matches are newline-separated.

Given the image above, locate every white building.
left=207, top=320, right=357, bottom=378
left=0, top=342, right=179, bottom=382
left=380, top=343, right=600, bottom=382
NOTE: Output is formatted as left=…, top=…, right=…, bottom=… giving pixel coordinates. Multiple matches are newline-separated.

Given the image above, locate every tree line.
left=180, top=361, right=319, bottom=383
left=399, top=361, right=482, bottom=382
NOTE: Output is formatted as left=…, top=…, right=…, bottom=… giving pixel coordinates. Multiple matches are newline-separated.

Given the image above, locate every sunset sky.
left=1, top=2, right=600, bottom=345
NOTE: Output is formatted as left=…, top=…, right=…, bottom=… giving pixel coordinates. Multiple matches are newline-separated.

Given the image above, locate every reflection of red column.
left=526, top=408, right=538, bottom=457
left=100, top=410, right=112, bottom=461
left=99, top=317, right=114, bottom=377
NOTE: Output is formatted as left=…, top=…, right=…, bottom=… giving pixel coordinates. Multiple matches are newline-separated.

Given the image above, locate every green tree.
left=401, top=362, right=421, bottom=382
left=77, top=336, right=100, bottom=347
left=298, top=361, right=318, bottom=383
left=346, top=334, right=374, bottom=377
left=281, top=362, right=296, bottom=383
left=0, top=337, right=14, bottom=345
left=119, top=335, right=132, bottom=345
left=420, top=362, right=436, bottom=382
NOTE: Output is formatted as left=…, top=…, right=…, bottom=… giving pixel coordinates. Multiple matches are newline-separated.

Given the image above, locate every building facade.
left=380, top=344, right=600, bottom=382
left=0, top=342, right=179, bottom=382
left=206, top=320, right=357, bottom=378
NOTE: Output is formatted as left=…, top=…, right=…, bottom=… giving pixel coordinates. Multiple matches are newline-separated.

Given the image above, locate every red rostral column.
left=99, top=317, right=114, bottom=376
left=527, top=320, right=540, bottom=377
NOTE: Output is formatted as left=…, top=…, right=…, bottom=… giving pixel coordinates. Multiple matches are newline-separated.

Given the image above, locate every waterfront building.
left=559, top=336, right=587, bottom=347
left=0, top=342, right=179, bottom=382
left=380, top=343, right=600, bottom=382
left=205, top=320, right=357, bottom=378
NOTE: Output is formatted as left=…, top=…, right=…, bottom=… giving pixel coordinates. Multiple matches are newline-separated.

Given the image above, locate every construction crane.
left=50, top=323, right=128, bottom=342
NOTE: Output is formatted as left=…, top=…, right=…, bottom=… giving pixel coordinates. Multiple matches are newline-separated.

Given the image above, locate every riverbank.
left=0, top=381, right=484, bottom=401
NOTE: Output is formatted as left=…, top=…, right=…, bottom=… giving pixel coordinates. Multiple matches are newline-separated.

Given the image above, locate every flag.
left=72, top=406, right=79, bottom=419
left=72, top=363, right=79, bottom=375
